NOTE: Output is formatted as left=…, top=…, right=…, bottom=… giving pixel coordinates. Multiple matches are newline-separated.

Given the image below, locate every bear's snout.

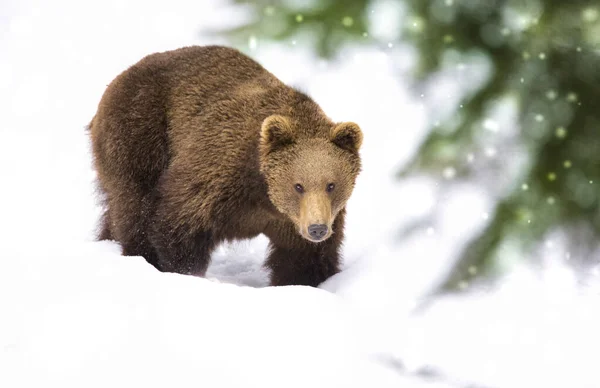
left=298, top=192, right=333, bottom=242
left=307, top=224, right=328, bottom=241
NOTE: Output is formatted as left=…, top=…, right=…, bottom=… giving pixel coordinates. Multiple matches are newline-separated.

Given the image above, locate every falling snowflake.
left=483, top=118, right=499, bottom=132
left=484, top=146, right=497, bottom=158
left=443, top=166, right=456, bottom=179
left=410, top=17, right=425, bottom=33
left=248, top=35, right=257, bottom=50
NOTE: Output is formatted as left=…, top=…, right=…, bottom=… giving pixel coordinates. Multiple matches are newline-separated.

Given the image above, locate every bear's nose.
left=307, top=224, right=328, bottom=240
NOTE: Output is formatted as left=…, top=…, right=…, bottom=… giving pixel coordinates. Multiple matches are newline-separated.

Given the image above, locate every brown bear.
left=89, top=45, right=362, bottom=287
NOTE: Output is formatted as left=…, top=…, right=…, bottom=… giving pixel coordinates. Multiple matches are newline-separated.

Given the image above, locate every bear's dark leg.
left=149, top=223, right=215, bottom=276
left=98, top=210, right=113, bottom=241
left=148, top=176, right=216, bottom=276
left=147, top=166, right=217, bottom=276
left=107, top=189, right=160, bottom=268
left=266, top=211, right=344, bottom=287
left=266, top=242, right=341, bottom=287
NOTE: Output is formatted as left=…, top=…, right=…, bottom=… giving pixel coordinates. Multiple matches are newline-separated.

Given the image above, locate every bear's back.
left=158, top=46, right=281, bottom=102
left=162, top=46, right=289, bottom=137
left=161, top=46, right=330, bottom=156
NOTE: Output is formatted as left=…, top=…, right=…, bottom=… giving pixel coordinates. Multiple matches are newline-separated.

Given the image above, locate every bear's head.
left=259, top=114, right=362, bottom=243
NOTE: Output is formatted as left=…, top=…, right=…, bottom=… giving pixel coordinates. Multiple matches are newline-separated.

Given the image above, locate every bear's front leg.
left=266, top=242, right=341, bottom=287
left=150, top=223, right=216, bottom=276
left=265, top=217, right=344, bottom=287
left=148, top=171, right=217, bottom=276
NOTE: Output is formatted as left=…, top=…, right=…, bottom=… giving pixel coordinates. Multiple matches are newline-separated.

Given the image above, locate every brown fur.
left=89, top=45, right=362, bottom=287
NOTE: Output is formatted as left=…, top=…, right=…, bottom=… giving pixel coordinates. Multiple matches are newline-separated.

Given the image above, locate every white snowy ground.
left=1, top=1, right=599, bottom=387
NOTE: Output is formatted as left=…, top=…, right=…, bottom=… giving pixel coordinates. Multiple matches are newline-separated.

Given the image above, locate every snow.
left=1, top=1, right=599, bottom=387
left=2, top=242, right=402, bottom=388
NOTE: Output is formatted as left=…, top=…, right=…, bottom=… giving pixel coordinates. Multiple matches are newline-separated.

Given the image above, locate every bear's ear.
left=260, top=115, right=295, bottom=154
left=330, top=122, right=363, bottom=154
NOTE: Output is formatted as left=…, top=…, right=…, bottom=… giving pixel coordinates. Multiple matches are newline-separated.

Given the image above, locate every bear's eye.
left=295, top=184, right=304, bottom=194
left=326, top=183, right=335, bottom=193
